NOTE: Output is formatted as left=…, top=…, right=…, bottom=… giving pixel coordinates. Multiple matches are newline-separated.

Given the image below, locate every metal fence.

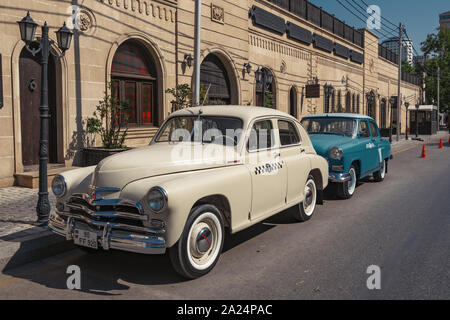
left=267, top=0, right=365, bottom=48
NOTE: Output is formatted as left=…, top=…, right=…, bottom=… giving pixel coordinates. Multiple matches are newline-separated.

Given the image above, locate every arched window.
left=289, top=86, right=298, bottom=118
left=255, top=68, right=276, bottom=108
left=200, top=54, right=231, bottom=105
left=352, top=94, right=356, bottom=113
left=331, top=90, right=335, bottom=112
left=345, top=92, right=351, bottom=112
left=380, top=98, right=387, bottom=128
left=111, top=40, right=157, bottom=126
left=357, top=95, right=360, bottom=114
left=337, top=90, right=342, bottom=112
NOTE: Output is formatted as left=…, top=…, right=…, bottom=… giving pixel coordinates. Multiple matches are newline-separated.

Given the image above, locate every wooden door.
left=19, top=49, right=41, bottom=166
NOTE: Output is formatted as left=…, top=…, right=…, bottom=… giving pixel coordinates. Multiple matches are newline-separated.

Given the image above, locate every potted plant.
left=83, top=84, right=131, bottom=166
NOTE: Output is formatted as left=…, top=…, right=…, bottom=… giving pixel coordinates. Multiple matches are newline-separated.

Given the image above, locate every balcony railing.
left=267, top=0, right=365, bottom=48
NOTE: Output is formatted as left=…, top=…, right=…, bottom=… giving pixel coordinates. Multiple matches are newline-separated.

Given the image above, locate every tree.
left=86, top=83, right=130, bottom=149
left=166, top=84, right=210, bottom=111
left=420, top=27, right=450, bottom=113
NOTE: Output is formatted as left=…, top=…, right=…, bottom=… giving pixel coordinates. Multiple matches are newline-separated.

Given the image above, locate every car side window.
left=359, top=121, right=370, bottom=138
left=278, top=120, right=300, bottom=146
left=369, top=122, right=379, bottom=137
left=248, top=119, right=274, bottom=151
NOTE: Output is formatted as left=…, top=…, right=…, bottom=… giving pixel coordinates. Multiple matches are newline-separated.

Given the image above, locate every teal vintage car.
left=300, top=114, right=392, bottom=199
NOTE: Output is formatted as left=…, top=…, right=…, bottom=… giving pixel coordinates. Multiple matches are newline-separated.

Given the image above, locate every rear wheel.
left=373, top=159, right=386, bottom=182
left=293, top=175, right=317, bottom=222
left=336, top=165, right=357, bottom=199
left=169, top=204, right=224, bottom=279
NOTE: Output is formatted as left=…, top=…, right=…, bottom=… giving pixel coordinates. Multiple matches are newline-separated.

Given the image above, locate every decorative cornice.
left=106, top=0, right=175, bottom=23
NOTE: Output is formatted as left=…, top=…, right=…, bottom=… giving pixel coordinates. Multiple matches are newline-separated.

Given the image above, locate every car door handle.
left=273, top=152, right=280, bottom=158
left=300, top=148, right=306, bottom=153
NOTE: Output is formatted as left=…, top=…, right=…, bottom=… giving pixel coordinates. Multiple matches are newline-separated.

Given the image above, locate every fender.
left=121, top=165, right=252, bottom=248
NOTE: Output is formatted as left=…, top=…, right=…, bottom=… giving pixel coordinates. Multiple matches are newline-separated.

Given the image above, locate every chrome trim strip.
left=48, top=217, right=166, bottom=255
left=69, top=193, right=144, bottom=214
left=329, top=172, right=351, bottom=182
left=56, top=210, right=164, bottom=235
left=95, top=187, right=121, bottom=192
left=66, top=202, right=148, bottom=221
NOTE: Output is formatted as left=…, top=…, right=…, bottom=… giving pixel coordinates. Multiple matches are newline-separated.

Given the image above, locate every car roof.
left=302, top=113, right=374, bottom=120
left=169, top=105, right=297, bottom=123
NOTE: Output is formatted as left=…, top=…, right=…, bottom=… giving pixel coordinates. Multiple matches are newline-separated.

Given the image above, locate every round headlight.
left=329, top=146, right=343, bottom=160
left=147, top=187, right=167, bottom=213
left=52, top=175, right=66, bottom=197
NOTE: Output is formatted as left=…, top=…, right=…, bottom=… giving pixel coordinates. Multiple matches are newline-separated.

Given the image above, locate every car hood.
left=93, top=143, right=240, bottom=189
left=308, top=134, right=354, bottom=157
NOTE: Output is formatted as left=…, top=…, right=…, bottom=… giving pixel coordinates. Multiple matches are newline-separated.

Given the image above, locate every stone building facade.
left=0, top=0, right=422, bottom=187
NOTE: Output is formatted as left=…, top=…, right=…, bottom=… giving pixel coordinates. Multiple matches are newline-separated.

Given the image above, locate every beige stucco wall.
left=0, top=0, right=422, bottom=186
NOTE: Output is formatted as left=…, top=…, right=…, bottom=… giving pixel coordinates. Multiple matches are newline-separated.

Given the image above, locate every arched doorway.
left=289, top=86, right=297, bottom=118
left=111, top=40, right=158, bottom=126
left=200, top=53, right=232, bottom=105
left=19, top=45, right=62, bottom=168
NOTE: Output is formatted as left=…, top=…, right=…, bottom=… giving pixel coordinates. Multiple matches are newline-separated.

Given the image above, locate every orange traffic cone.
left=439, top=139, right=443, bottom=149
left=421, top=144, right=427, bottom=158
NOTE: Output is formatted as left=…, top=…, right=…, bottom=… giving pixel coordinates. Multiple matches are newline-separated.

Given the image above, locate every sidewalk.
left=0, top=130, right=449, bottom=271
left=0, top=188, right=75, bottom=271
left=389, top=130, right=449, bottom=155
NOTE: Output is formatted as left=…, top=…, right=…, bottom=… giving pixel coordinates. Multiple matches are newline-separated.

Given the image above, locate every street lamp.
left=389, top=97, right=396, bottom=144
left=405, top=102, right=410, bottom=140
left=412, top=103, right=421, bottom=140
left=17, top=11, right=73, bottom=225
left=255, top=67, right=273, bottom=108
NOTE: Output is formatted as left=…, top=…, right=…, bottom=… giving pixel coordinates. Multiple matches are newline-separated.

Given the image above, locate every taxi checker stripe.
left=254, top=162, right=283, bottom=175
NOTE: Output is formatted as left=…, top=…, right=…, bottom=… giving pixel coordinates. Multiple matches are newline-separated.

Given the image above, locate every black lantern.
left=184, top=54, right=193, bottom=68
left=266, top=70, right=273, bottom=86
left=244, top=63, right=252, bottom=75
left=55, top=22, right=73, bottom=52
left=255, top=67, right=263, bottom=83
left=17, top=11, right=37, bottom=43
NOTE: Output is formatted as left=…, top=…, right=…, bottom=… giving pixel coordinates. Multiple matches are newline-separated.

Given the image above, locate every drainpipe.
left=193, top=0, right=202, bottom=106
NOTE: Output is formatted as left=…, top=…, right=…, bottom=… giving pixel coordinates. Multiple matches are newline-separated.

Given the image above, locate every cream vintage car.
left=49, top=106, right=328, bottom=278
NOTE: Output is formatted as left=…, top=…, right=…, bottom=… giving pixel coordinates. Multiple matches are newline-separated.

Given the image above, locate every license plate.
left=73, top=229, right=98, bottom=249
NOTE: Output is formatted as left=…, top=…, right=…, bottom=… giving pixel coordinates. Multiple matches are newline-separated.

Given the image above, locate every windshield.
left=301, top=117, right=357, bottom=138
left=154, top=116, right=244, bottom=146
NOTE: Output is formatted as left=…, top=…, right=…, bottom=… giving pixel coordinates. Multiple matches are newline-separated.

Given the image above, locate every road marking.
left=392, top=145, right=418, bottom=155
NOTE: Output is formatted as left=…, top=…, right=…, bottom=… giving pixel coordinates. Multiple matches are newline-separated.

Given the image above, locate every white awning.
left=407, top=105, right=438, bottom=111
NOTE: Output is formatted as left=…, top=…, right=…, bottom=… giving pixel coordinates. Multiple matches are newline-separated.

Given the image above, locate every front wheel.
left=373, top=159, right=386, bottom=182
left=169, top=204, right=224, bottom=279
left=293, top=175, right=317, bottom=222
left=336, top=165, right=357, bottom=199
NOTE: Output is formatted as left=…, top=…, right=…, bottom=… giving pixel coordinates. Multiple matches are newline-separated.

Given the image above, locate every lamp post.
left=17, top=11, right=73, bottom=225
left=405, top=102, right=409, bottom=140
left=324, top=84, right=335, bottom=113
left=255, top=67, right=273, bottom=108
left=389, top=97, right=396, bottom=144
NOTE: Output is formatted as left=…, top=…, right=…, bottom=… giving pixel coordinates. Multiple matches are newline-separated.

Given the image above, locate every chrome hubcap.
left=303, top=179, right=316, bottom=216
left=195, top=227, right=213, bottom=254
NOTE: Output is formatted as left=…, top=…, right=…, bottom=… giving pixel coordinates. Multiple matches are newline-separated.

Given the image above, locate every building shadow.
left=1, top=208, right=304, bottom=296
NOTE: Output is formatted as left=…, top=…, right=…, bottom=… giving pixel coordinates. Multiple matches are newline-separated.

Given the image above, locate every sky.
left=309, top=0, right=449, bottom=54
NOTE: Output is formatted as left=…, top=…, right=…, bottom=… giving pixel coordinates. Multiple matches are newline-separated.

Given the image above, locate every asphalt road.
left=0, top=142, right=449, bottom=299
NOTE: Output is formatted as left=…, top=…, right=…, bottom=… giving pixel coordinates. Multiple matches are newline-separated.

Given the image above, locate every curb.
left=0, top=227, right=75, bottom=271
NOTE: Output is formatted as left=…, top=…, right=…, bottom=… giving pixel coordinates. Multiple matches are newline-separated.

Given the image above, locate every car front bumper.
left=48, top=210, right=166, bottom=255
left=328, top=171, right=351, bottom=183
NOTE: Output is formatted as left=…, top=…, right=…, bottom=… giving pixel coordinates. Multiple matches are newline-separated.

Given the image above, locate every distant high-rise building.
left=413, top=55, right=427, bottom=67
left=381, top=37, right=414, bottom=65
left=439, top=11, right=450, bottom=29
